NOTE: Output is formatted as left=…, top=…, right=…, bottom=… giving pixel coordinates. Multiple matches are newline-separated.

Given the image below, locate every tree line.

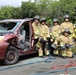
left=0, top=0, right=76, bottom=25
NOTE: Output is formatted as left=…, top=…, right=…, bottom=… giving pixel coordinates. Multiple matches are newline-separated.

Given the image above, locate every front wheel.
left=4, top=46, right=19, bottom=65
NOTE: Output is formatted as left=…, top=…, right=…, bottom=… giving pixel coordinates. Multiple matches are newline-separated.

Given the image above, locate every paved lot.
left=0, top=54, right=76, bottom=75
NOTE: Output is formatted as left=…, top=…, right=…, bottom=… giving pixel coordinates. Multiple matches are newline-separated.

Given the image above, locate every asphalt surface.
left=0, top=54, right=76, bottom=75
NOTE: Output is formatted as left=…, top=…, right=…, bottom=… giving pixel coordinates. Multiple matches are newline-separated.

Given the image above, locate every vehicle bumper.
left=0, top=42, right=9, bottom=60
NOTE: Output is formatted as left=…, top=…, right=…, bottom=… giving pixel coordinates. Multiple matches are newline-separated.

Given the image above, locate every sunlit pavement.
left=0, top=54, right=76, bottom=75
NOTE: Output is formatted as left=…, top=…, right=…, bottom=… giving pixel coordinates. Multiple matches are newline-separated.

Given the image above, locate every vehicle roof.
left=0, top=18, right=33, bottom=23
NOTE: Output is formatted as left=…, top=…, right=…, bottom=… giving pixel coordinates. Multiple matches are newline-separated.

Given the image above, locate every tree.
left=0, top=0, right=76, bottom=23
left=34, top=0, right=52, bottom=18
left=59, top=0, right=76, bottom=23
left=0, top=6, right=13, bottom=19
left=11, top=7, right=22, bottom=19
left=21, top=1, right=38, bottom=18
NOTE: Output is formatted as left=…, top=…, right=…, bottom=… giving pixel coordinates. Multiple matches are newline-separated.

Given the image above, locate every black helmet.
left=64, top=14, right=69, bottom=19
left=53, top=18, right=58, bottom=22
left=63, top=28, right=71, bottom=34
left=34, top=15, right=40, bottom=20
left=40, top=18, right=46, bottom=23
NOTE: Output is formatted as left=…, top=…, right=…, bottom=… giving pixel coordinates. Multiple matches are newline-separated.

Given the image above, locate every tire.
left=4, top=46, right=19, bottom=65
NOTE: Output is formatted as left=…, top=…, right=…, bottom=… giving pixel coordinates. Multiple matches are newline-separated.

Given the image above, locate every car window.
left=0, top=22, right=17, bottom=30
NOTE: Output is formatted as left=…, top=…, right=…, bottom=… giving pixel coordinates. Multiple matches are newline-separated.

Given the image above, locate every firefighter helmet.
left=63, top=28, right=71, bottom=34
left=53, top=18, right=58, bottom=22
left=64, top=14, right=69, bottom=19
left=40, top=18, right=46, bottom=23
left=34, top=15, right=40, bottom=20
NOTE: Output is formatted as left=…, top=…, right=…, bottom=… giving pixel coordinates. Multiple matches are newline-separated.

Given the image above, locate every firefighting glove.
left=65, top=44, right=70, bottom=49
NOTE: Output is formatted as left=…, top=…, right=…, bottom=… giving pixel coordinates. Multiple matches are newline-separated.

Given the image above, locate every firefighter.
left=54, top=28, right=74, bottom=58
left=36, top=18, right=50, bottom=57
left=72, top=24, right=76, bottom=42
left=72, top=24, right=76, bottom=50
left=51, top=18, right=62, bottom=55
left=52, top=18, right=62, bottom=40
left=32, top=15, right=40, bottom=44
left=61, top=14, right=74, bottom=33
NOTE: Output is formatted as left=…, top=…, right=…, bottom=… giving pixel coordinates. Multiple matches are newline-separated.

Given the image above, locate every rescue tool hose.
left=51, top=60, right=76, bottom=75
left=31, top=67, right=76, bottom=75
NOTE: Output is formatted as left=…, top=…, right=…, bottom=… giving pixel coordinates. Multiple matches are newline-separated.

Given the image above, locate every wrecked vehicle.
left=0, top=18, right=37, bottom=65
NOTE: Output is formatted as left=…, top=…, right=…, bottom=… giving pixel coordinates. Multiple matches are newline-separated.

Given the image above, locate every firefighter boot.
left=38, top=48, right=44, bottom=57
left=45, top=49, right=50, bottom=56
left=53, top=50, right=59, bottom=56
left=61, top=50, right=67, bottom=59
